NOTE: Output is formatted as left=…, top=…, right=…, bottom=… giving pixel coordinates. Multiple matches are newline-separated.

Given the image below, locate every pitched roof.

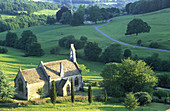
left=20, top=67, right=47, bottom=84
left=43, top=59, right=80, bottom=79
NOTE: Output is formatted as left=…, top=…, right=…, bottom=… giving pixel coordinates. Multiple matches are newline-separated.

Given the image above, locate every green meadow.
left=0, top=7, right=170, bottom=111
left=1, top=8, right=170, bottom=83
left=0, top=14, right=16, bottom=20
left=0, top=102, right=170, bottom=111
left=33, top=9, right=59, bottom=15
left=99, top=8, right=170, bottom=51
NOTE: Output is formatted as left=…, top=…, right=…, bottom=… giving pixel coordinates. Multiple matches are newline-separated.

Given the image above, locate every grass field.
left=0, top=10, right=170, bottom=83
left=99, top=8, right=170, bottom=51
left=33, top=9, right=58, bottom=15
left=0, top=14, right=16, bottom=20
left=0, top=102, right=169, bottom=111
left=0, top=8, right=170, bottom=111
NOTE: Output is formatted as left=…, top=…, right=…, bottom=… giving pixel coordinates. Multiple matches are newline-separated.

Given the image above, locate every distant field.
left=0, top=102, right=169, bottom=111
left=33, top=9, right=58, bottom=15
left=0, top=14, right=16, bottom=20
left=99, top=8, right=170, bottom=51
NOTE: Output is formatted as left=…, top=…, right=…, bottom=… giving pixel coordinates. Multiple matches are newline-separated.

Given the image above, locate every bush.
left=157, top=73, right=170, bottom=88
left=123, top=49, right=132, bottom=58
left=137, top=40, right=142, bottom=45
left=0, top=47, right=8, bottom=53
left=134, top=92, right=152, bottom=106
left=149, top=42, right=159, bottom=48
left=153, top=89, right=169, bottom=99
left=59, top=35, right=85, bottom=49
left=50, top=47, right=60, bottom=54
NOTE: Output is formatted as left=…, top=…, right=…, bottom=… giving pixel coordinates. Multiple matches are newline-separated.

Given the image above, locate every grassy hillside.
left=99, top=8, right=170, bottom=51
left=33, top=9, right=58, bottom=15
left=0, top=14, right=16, bottom=20
left=0, top=8, right=170, bottom=83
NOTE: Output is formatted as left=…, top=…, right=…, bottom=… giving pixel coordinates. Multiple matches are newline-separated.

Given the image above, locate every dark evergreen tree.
left=50, top=80, right=57, bottom=107
left=71, top=78, right=75, bottom=103
left=104, top=89, right=107, bottom=102
left=88, top=83, right=92, bottom=104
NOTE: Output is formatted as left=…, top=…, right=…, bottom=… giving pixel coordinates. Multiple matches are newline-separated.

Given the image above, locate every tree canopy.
left=100, top=44, right=122, bottom=63
left=125, top=19, right=151, bottom=36
left=101, top=58, right=157, bottom=97
left=0, top=67, right=15, bottom=102
left=84, top=42, right=102, bottom=61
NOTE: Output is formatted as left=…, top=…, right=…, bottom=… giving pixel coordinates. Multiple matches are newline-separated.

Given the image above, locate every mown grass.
left=33, top=9, right=58, bottom=15
left=99, top=8, right=170, bottom=51
left=0, top=102, right=169, bottom=111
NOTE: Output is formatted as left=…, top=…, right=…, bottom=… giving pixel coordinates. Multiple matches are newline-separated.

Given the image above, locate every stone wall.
left=27, top=81, right=49, bottom=100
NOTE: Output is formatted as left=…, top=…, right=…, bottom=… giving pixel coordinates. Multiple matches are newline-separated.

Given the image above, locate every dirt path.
left=88, top=17, right=170, bottom=53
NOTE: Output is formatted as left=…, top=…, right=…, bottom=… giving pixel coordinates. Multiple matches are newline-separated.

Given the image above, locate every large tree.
left=84, top=42, right=102, bottom=61
left=100, top=44, right=122, bottom=63
left=26, top=42, right=44, bottom=57
left=56, top=6, right=71, bottom=22
left=60, top=11, right=72, bottom=24
left=125, top=18, right=151, bottom=36
left=101, top=58, right=157, bottom=97
left=86, top=6, right=102, bottom=24
left=16, top=30, right=37, bottom=50
left=5, top=32, right=18, bottom=47
left=0, top=67, right=15, bottom=102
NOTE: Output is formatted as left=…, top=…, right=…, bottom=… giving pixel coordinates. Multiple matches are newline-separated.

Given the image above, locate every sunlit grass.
left=33, top=9, right=59, bottom=15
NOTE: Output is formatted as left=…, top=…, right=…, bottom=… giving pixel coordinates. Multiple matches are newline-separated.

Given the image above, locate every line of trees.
left=0, top=14, right=48, bottom=33
left=0, top=0, right=58, bottom=15
left=126, top=0, right=170, bottom=14
left=0, top=30, right=44, bottom=57
left=56, top=6, right=121, bottom=26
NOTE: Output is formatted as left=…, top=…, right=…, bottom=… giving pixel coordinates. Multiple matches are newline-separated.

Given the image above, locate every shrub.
left=137, top=40, right=142, bottom=45
left=153, top=89, right=169, bottom=99
left=134, top=92, right=152, bottom=106
left=149, top=42, right=159, bottom=48
left=123, top=49, right=132, bottom=58
left=50, top=47, right=60, bottom=54
left=0, top=47, right=8, bottom=53
left=59, top=35, right=85, bottom=49
left=157, top=73, right=170, bottom=88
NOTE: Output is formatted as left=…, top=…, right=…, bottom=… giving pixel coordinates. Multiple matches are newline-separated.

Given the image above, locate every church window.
left=18, top=78, right=23, bottom=92
left=75, top=77, right=79, bottom=87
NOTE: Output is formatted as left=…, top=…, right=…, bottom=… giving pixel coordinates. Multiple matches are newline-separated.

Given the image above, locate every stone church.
left=14, top=44, right=83, bottom=100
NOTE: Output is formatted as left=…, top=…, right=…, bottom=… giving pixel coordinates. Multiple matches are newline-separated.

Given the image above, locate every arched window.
left=75, top=77, right=79, bottom=87
left=18, top=78, right=23, bottom=92
left=66, top=84, right=70, bottom=95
